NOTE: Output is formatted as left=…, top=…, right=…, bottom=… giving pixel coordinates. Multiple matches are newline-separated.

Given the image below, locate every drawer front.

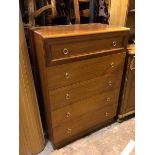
left=45, top=35, right=124, bottom=64
left=52, top=104, right=117, bottom=144
left=49, top=75, right=122, bottom=110
left=51, top=89, right=119, bottom=128
left=47, top=52, right=125, bottom=89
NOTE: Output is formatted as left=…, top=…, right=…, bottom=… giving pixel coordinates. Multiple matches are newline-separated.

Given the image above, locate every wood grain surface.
left=51, top=89, right=119, bottom=127
left=49, top=75, right=121, bottom=111
left=30, top=24, right=129, bottom=148
left=47, top=52, right=126, bottom=89
left=52, top=104, right=117, bottom=144
left=118, top=44, right=135, bottom=119
left=45, top=35, right=124, bottom=63
left=30, top=23, right=129, bottom=39
left=19, top=11, right=45, bottom=155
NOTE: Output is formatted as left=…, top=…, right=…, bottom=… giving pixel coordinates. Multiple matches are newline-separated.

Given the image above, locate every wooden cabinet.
left=30, top=23, right=129, bottom=148
left=117, top=44, right=135, bottom=121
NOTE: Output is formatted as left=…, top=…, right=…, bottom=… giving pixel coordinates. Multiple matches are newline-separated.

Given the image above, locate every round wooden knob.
left=66, top=93, right=70, bottom=100
left=113, top=41, right=117, bottom=47
left=66, top=112, right=71, bottom=118
left=66, top=128, right=72, bottom=134
left=65, top=72, right=70, bottom=79
left=63, top=48, right=69, bottom=55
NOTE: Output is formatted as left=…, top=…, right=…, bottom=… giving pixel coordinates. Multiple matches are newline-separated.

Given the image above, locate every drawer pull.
left=63, top=48, right=69, bottom=55
left=66, top=128, right=72, bottom=134
left=111, top=62, right=115, bottom=68
left=66, top=112, right=71, bottom=118
left=105, top=112, right=109, bottom=117
left=106, top=97, right=111, bottom=102
left=66, top=93, right=70, bottom=100
left=113, top=41, right=117, bottom=47
left=65, top=72, right=70, bottom=79
left=108, top=81, right=112, bottom=86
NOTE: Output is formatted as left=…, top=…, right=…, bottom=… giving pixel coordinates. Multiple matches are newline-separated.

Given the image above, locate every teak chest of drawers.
left=30, top=24, right=129, bottom=148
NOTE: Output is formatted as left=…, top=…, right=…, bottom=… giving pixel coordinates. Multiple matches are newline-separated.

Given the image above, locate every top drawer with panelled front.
left=45, top=34, right=125, bottom=65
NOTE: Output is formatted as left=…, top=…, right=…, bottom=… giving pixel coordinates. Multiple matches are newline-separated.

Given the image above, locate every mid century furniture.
left=30, top=23, right=129, bottom=148
left=117, top=44, right=135, bottom=121
left=19, top=12, right=45, bottom=155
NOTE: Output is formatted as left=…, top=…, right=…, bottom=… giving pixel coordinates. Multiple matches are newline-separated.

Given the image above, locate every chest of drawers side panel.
left=32, top=33, right=53, bottom=140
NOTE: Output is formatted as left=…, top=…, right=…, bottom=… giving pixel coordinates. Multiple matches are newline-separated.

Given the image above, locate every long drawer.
left=47, top=52, right=126, bottom=89
left=51, top=89, right=119, bottom=128
left=45, top=34, right=124, bottom=65
left=49, top=74, right=122, bottom=110
left=52, top=104, right=117, bottom=144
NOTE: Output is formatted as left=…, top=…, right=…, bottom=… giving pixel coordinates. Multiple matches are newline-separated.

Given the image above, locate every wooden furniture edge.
left=32, top=32, right=54, bottom=141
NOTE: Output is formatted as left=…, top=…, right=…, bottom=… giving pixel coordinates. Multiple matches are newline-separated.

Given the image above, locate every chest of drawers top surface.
left=31, top=23, right=129, bottom=39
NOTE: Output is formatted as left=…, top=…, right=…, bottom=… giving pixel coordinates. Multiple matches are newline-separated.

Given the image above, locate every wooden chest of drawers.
left=30, top=24, right=129, bottom=148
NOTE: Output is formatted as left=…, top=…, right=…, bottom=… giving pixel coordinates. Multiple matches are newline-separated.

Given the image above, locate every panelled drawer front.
left=52, top=104, right=117, bottom=144
left=49, top=75, right=122, bottom=111
left=51, top=89, right=119, bottom=128
left=46, top=36, right=124, bottom=63
left=47, top=52, right=126, bottom=89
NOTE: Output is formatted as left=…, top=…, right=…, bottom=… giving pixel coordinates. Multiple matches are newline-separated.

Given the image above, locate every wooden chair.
left=27, top=0, right=94, bottom=26
left=27, top=0, right=56, bottom=27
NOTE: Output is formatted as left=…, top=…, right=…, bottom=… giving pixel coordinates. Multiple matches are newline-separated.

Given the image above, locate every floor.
left=37, top=118, right=135, bottom=155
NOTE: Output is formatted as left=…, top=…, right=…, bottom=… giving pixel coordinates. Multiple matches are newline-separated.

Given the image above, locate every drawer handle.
left=108, top=81, right=112, bottom=86
left=111, top=62, right=115, bottom=68
left=66, top=112, right=71, bottom=118
left=106, top=97, right=111, bottom=102
left=66, top=93, right=70, bottom=100
left=66, top=128, right=72, bottom=134
left=63, top=48, right=69, bottom=55
left=113, top=41, right=117, bottom=47
left=105, top=112, right=109, bottom=117
left=65, top=72, right=70, bottom=79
